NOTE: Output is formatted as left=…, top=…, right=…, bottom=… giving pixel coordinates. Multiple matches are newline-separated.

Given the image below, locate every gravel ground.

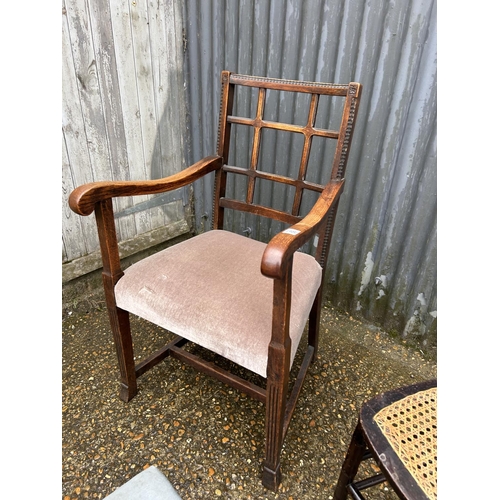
left=62, top=301, right=437, bottom=500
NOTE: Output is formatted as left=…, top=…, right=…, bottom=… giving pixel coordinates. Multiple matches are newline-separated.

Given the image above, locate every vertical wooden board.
left=86, top=0, right=137, bottom=242
left=62, top=239, right=68, bottom=264
left=62, top=0, right=100, bottom=256
left=150, top=199, right=184, bottom=229
left=128, top=0, right=157, bottom=178
left=64, top=0, right=112, bottom=183
left=149, top=0, right=170, bottom=181
left=108, top=0, right=152, bottom=234
left=65, top=0, right=130, bottom=248
left=62, top=136, right=92, bottom=261
left=147, top=204, right=167, bottom=231
left=108, top=0, right=145, bottom=180
left=147, top=0, right=187, bottom=229
left=62, top=2, right=93, bottom=188
left=64, top=0, right=191, bottom=269
left=130, top=0, right=178, bottom=234
left=162, top=0, right=188, bottom=175
left=147, top=0, right=175, bottom=229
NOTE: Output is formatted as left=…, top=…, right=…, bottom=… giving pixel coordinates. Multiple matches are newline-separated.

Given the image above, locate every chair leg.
left=333, top=421, right=366, bottom=500
left=262, top=343, right=290, bottom=491
left=103, top=282, right=137, bottom=402
left=108, top=306, right=138, bottom=402
left=262, top=378, right=287, bottom=490
left=308, top=288, right=323, bottom=363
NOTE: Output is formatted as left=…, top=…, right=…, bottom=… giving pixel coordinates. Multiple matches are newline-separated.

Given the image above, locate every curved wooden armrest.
left=69, top=155, right=223, bottom=216
left=261, top=179, right=345, bottom=279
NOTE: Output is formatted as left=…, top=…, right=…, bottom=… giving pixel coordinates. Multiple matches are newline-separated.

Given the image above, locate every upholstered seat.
left=116, top=230, right=322, bottom=377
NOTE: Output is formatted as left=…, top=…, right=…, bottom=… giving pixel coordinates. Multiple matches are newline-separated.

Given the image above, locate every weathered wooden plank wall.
left=182, top=0, right=437, bottom=345
left=62, top=0, right=189, bottom=278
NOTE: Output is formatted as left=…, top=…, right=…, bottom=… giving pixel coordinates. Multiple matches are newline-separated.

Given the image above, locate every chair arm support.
left=69, top=155, right=223, bottom=216
left=261, top=179, right=345, bottom=279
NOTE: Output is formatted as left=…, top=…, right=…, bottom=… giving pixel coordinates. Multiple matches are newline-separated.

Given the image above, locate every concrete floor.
left=62, top=301, right=436, bottom=500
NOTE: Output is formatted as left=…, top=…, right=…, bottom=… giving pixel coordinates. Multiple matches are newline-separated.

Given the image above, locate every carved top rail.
left=229, top=73, right=357, bottom=97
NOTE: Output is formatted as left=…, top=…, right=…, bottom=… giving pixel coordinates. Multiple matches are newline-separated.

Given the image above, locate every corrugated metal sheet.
left=183, top=0, right=437, bottom=343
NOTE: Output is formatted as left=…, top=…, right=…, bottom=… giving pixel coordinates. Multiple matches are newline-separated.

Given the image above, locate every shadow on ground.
left=62, top=301, right=437, bottom=500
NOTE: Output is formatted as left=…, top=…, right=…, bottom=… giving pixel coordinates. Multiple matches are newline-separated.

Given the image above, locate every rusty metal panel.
left=183, top=0, right=437, bottom=344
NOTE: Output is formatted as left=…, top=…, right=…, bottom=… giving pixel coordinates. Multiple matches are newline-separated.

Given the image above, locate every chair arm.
left=261, top=179, right=345, bottom=279
left=69, top=155, right=223, bottom=216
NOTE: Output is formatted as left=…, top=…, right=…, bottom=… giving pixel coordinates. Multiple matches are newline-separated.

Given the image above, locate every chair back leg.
left=307, top=287, right=323, bottom=362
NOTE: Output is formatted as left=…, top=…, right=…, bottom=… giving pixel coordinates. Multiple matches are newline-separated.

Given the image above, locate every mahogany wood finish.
left=69, top=155, right=222, bottom=216
left=68, top=71, right=362, bottom=490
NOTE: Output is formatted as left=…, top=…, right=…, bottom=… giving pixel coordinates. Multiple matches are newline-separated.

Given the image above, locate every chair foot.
left=310, top=346, right=318, bottom=364
left=119, top=382, right=137, bottom=402
left=262, top=462, right=281, bottom=492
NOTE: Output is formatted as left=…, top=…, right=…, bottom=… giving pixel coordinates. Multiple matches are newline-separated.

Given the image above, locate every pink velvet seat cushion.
left=115, top=230, right=322, bottom=378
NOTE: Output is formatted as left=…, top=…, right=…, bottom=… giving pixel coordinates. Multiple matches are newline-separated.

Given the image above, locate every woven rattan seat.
left=373, top=387, right=437, bottom=498
left=333, top=379, right=437, bottom=500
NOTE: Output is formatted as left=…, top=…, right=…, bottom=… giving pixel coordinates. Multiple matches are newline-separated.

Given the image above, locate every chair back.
left=213, top=71, right=362, bottom=265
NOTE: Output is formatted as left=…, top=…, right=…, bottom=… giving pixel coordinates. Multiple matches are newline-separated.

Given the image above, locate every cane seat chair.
left=333, top=379, right=437, bottom=500
left=69, top=71, right=362, bottom=490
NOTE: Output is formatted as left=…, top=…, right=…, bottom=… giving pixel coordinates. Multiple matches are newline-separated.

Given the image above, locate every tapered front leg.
left=110, top=307, right=137, bottom=402
left=102, top=274, right=137, bottom=402
left=262, top=268, right=292, bottom=491
left=263, top=342, right=290, bottom=490
left=95, top=200, right=137, bottom=402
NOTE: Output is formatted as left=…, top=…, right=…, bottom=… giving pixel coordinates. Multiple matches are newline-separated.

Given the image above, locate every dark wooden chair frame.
left=69, top=71, right=362, bottom=490
left=333, top=379, right=437, bottom=500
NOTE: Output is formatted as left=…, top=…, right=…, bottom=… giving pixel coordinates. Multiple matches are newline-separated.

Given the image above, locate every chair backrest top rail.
left=229, top=73, right=352, bottom=96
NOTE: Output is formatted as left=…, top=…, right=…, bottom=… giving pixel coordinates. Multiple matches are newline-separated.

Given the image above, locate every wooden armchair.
left=69, top=71, right=362, bottom=490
